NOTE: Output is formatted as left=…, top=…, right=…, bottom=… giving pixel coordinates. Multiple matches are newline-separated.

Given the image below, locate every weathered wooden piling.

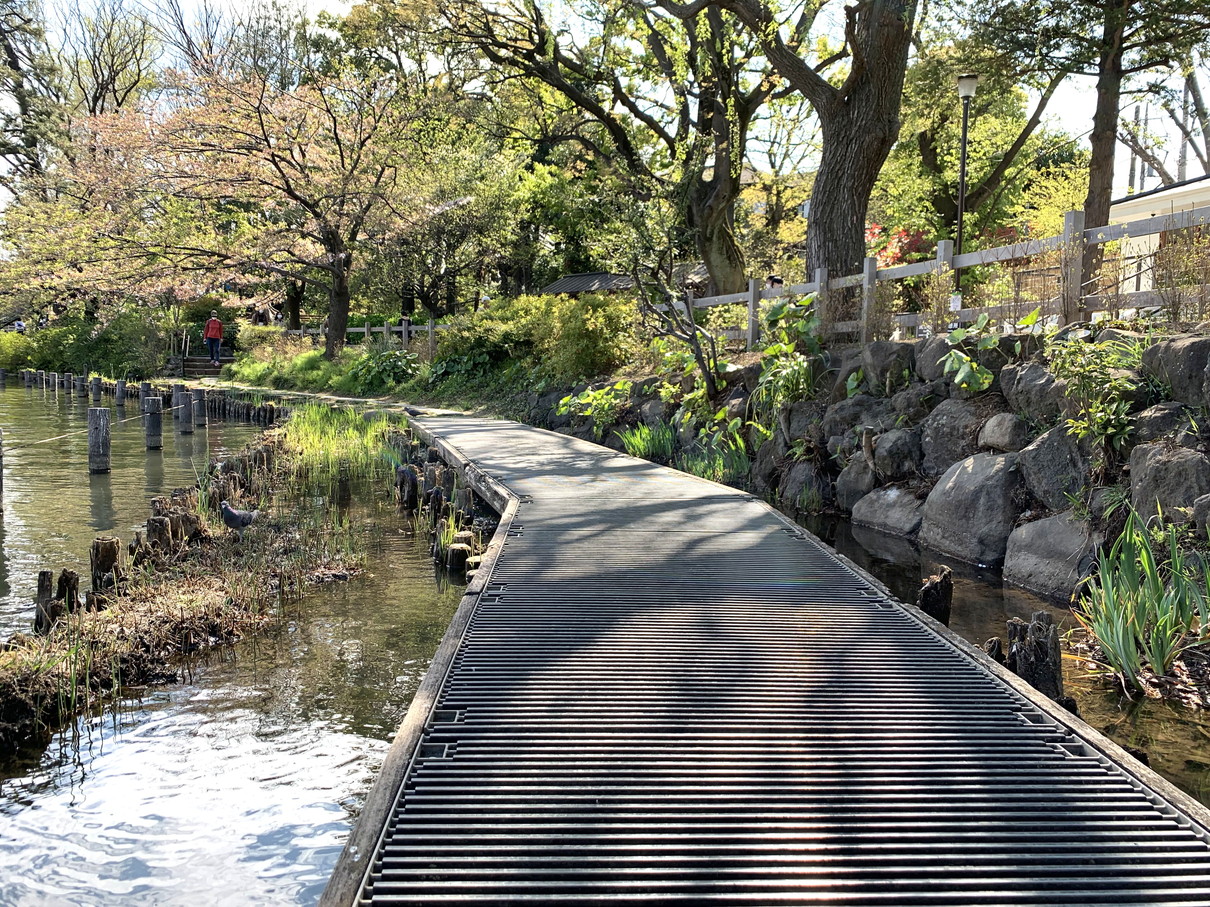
left=115, top=379, right=126, bottom=406
left=34, top=570, right=56, bottom=633
left=139, top=381, right=151, bottom=413
left=76, top=375, right=88, bottom=397
left=56, top=570, right=79, bottom=612
left=90, top=536, right=123, bottom=592
left=0, top=426, right=4, bottom=511
left=1006, top=611, right=1064, bottom=701
left=0, top=367, right=7, bottom=383
left=23, top=370, right=32, bottom=387
left=47, top=372, right=57, bottom=392
left=192, top=388, right=207, bottom=426
left=145, top=395, right=163, bottom=450
left=88, top=408, right=111, bottom=473
left=62, top=372, right=71, bottom=389
left=146, top=515, right=173, bottom=550
left=179, top=386, right=194, bottom=434
left=36, top=370, right=45, bottom=387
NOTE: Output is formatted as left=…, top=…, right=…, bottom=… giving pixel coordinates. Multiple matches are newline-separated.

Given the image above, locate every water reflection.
left=0, top=497, right=462, bottom=906
left=0, top=384, right=262, bottom=638
left=805, top=510, right=1210, bottom=808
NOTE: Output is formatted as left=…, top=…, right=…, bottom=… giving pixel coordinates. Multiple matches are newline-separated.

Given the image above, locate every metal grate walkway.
left=329, top=417, right=1210, bottom=906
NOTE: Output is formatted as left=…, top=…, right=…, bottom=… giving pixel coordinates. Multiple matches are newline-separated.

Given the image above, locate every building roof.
left=541, top=272, right=635, bottom=294
left=1109, top=173, right=1210, bottom=222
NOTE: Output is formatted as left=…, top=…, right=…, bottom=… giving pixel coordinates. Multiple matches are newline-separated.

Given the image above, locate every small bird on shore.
left=220, top=500, right=259, bottom=541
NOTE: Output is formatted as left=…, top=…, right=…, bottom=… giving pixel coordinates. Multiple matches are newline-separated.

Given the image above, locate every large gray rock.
left=914, top=335, right=951, bottom=381
left=873, top=428, right=922, bottom=480
left=828, top=347, right=866, bottom=402
left=640, top=397, right=672, bottom=427
left=1133, top=402, right=1194, bottom=443
left=1003, top=512, right=1098, bottom=600
left=821, top=394, right=896, bottom=441
left=750, top=434, right=787, bottom=496
left=778, top=460, right=832, bottom=511
left=978, top=412, right=1031, bottom=452
left=891, top=379, right=949, bottom=424
left=1000, top=362, right=1064, bottom=424
left=835, top=458, right=877, bottom=512
left=721, top=384, right=749, bottom=422
left=1017, top=427, right=1090, bottom=511
left=851, top=486, right=925, bottom=538
left=1130, top=443, right=1210, bottom=520
left=783, top=400, right=825, bottom=443
left=919, top=453, right=1023, bottom=566
left=861, top=341, right=915, bottom=395
left=1140, top=336, right=1210, bottom=407
left=918, top=398, right=984, bottom=476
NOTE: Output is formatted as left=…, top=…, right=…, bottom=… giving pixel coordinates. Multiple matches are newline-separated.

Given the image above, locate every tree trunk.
left=285, top=278, right=304, bottom=331
left=1081, top=4, right=1129, bottom=293
left=803, top=1, right=915, bottom=299
left=324, top=253, right=353, bottom=359
left=689, top=180, right=747, bottom=295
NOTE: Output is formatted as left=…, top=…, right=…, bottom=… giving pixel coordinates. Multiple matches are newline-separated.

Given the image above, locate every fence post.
left=814, top=267, right=830, bottom=330
left=860, top=256, right=878, bottom=343
left=746, top=278, right=761, bottom=351
left=193, top=388, right=207, bottom=427
left=1061, top=209, right=1087, bottom=325
left=403, top=316, right=412, bottom=346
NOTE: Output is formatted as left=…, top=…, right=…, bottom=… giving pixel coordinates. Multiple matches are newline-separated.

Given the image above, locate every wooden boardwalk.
left=324, top=415, right=1210, bottom=906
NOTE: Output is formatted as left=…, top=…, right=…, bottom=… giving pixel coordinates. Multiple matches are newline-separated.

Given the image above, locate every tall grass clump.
left=617, top=421, right=677, bottom=463
left=280, top=403, right=402, bottom=480
left=1076, top=507, right=1210, bottom=692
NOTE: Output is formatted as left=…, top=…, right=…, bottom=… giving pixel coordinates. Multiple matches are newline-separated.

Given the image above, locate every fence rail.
left=284, top=318, right=449, bottom=345
left=683, top=205, right=1210, bottom=349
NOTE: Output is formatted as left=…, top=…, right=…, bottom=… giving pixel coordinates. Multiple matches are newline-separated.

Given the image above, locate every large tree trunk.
left=788, top=0, right=915, bottom=301
left=324, top=253, right=353, bottom=359
left=1081, top=3, right=1129, bottom=293
left=688, top=177, right=747, bottom=295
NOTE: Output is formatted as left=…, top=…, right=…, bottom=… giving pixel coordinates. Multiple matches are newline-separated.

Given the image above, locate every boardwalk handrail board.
left=323, top=415, right=1210, bottom=906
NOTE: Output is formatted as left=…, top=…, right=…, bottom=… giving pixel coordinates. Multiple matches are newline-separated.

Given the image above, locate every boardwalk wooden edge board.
left=319, top=418, right=517, bottom=906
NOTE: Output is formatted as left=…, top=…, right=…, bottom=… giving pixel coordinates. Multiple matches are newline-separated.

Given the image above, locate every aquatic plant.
left=280, top=403, right=403, bottom=480
left=1076, top=508, right=1210, bottom=692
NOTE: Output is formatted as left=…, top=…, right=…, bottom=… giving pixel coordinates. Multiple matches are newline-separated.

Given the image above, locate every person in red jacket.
left=204, top=309, right=223, bottom=366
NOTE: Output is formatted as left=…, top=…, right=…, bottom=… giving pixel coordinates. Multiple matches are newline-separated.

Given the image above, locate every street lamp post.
left=955, top=74, right=978, bottom=258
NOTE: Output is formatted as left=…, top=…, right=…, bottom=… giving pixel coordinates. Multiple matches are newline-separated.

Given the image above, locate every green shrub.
left=344, top=348, right=419, bottom=394
left=0, top=331, right=34, bottom=369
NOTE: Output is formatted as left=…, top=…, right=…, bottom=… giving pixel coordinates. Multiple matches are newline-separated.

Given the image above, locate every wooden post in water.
left=76, top=375, right=88, bottom=397
left=139, top=381, right=151, bottom=413
left=171, top=384, right=182, bottom=419
left=179, top=386, right=194, bottom=433
left=88, top=408, right=111, bottom=473
left=90, top=375, right=102, bottom=402
left=145, top=395, right=163, bottom=449
left=0, top=427, right=4, bottom=511
left=0, top=368, right=6, bottom=383
left=34, top=570, right=57, bottom=633
left=115, top=379, right=126, bottom=406
left=192, top=388, right=207, bottom=426
left=36, top=370, right=45, bottom=388
left=23, top=370, right=31, bottom=387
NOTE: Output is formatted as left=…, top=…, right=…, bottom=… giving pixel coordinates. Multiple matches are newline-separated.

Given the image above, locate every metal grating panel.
left=355, top=417, right=1210, bottom=905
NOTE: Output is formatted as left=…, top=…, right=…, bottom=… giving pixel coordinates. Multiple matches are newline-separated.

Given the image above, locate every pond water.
left=0, top=386, right=463, bottom=905
left=803, top=514, right=1210, bottom=808
left=0, top=382, right=263, bottom=640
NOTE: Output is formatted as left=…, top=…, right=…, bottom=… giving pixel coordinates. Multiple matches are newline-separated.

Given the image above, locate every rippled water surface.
left=0, top=386, right=463, bottom=904
left=0, top=382, right=262, bottom=639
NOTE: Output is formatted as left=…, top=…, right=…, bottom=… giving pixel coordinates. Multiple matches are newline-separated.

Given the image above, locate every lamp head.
left=957, top=73, right=979, bottom=100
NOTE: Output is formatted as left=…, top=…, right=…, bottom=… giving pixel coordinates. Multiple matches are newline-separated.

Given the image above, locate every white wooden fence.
left=284, top=317, right=448, bottom=344
left=686, top=205, right=1210, bottom=349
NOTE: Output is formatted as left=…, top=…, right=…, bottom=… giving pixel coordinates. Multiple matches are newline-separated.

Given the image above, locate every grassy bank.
left=0, top=404, right=407, bottom=755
